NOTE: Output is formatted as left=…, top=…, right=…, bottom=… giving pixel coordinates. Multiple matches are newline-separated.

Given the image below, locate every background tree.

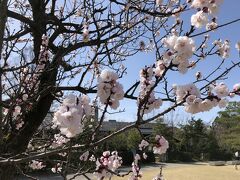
left=213, top=101, right=240, bottom=152
left=179, top=118, right=210, bottom=160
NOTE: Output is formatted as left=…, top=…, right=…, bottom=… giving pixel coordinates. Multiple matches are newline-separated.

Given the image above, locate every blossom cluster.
left=175, top=83, right=230, bottom=114
left=155, top=60, right=167, bottom=78
left=51, top=163, right=62, bottom=173
left=138, top=140, right=149, bottom=160
left=97, top=70, right=124, bottom=109
left=79, top=151, right=96, bottom=162
left=153, top=135, right=169, bottom=155
left=82, top=23, right=89, bottom=42
left=175, top=83, right=201, bottom=102
left=129, top=154, right=142, bottom=180
left=29, top=160, right=45, bottom=170
left=94, top=151, right=122, bottom=180
left=190, top=0, right=223, bottom=29
left=5, top=35, right=50, bottom=130
left=214, top=82, right=229, bottom=98
left=138, top=67, right=163, bottom=114
left=51, top=134, right=70, bottom=148
left=195, top=71, right=202, bottom=80
left=23, top=34, right=49, bottom=91
left=22, top=35, right=49, bottom=92
left=37, top=35, right=49, bottom=71
left=233, top=83, right=240, bottom=95
left=80, top=151, right=90, bottom=161
left=139, top=139, right=150, bottom=151
left=5, top=105, right=24, bottom=130
left=161, top=34, right=195, bottom=74
left=129, top=136, right=168, bottom=179
left=3, top=95, right=30, bottom=130
left=52, top=94, right=92, bottom=138
left=213, top=39, right=231, bottom=59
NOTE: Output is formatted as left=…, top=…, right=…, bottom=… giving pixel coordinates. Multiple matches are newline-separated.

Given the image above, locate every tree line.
left=106, top=101, right=240, bottom=163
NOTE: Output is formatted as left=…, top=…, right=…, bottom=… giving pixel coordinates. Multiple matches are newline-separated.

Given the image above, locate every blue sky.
left=105, top=0, right=240, bottom=124
left=7, top=1, right=240, bottom=124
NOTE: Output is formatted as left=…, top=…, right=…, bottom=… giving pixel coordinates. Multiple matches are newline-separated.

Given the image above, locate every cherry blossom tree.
left=0, top=0, right=240, bottom=179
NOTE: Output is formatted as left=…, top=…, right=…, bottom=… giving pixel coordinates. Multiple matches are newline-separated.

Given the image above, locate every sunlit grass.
left=112, top=164, right=240, bottom=180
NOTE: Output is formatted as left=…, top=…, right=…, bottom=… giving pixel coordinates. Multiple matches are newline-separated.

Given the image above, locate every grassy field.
left=112, top=164, right=240, bottom=180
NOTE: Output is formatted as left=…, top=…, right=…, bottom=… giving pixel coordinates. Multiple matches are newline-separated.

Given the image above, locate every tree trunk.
left=0, top=0, right=8, bottom=148
left=0, top=2, right=12, bottom=179
left=0, top=0, right=8, bottom=56
left=0, top=1, right=66, bottom=178
left=0, top=164, right=16, bottom=180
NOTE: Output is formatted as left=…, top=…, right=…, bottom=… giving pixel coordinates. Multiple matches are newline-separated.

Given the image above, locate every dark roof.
left=100, top=120, right=156, bottom=134
left=42, top=113, right=156, bottom=134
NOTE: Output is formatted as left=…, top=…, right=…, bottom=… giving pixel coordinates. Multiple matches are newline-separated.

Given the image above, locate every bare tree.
left=0, top=0, right=240, bottom=179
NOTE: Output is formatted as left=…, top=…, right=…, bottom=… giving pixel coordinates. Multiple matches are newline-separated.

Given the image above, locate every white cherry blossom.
left=97, top=70, right=124, bottom=109
left=191, top=11, right=208, bottom=28
left=52, top=94, right=92, bottom=138
left=29, top=160, right=45, bottom=170
left=153, top=135, right=169, bottom=155
left=214, top=82, right=229, bottom=98
left=218, top=98, right=228, bottom=108
left=94, top=151, right=122, bottom=180
left=139, top=139, right=149, bottom=150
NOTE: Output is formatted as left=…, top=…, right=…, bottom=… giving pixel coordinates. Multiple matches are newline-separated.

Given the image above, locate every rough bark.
left=0, top=0, right=7, bottom=56
left=0, top=164, right=16, bottom=180
left=0, top=0, right=8, bottom=148
left=0, top=2, right=60, bottom=178
left=0, top=61, right=59, bottom=179
left=0, top=2, right=14, bottom=179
